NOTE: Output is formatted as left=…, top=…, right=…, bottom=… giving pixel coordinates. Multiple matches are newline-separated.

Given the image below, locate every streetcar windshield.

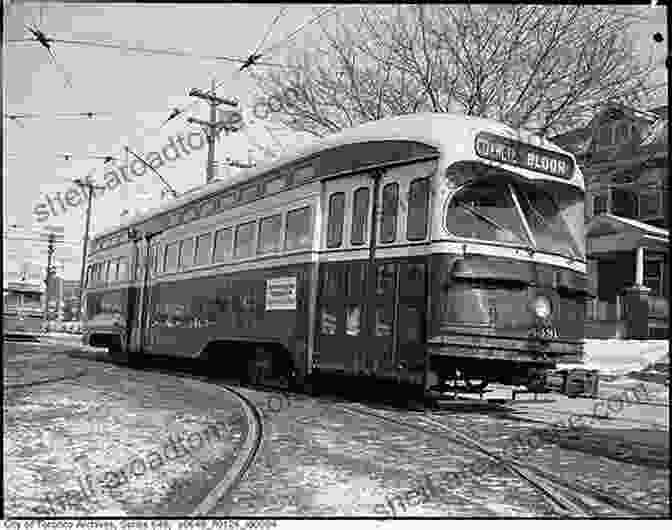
left=446, top=181, right=532, bottom=246
left=515, top=181, right=585, bottom=260
left=445, top=163, right=585, bottom=260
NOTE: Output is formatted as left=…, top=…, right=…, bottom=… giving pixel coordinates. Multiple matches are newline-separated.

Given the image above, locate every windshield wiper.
left=457, top=204, right=529, bottom=246
left=518, top=192, right=580, bottom=259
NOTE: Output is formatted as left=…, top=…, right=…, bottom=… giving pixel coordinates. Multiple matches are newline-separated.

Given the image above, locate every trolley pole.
left=187, top=80, right=238, bottom=183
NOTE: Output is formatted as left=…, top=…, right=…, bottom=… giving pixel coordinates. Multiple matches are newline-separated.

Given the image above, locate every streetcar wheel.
left=108, top=341, right=127, bottom=365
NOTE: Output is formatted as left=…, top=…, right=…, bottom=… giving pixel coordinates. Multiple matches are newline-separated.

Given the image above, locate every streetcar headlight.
left=532, top=296, right=552, bottom=319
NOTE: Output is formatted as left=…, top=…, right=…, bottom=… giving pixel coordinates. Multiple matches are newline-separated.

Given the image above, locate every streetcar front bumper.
left=427, top=332, right=583, bottom=365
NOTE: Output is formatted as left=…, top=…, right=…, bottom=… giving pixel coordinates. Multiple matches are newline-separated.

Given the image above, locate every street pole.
left=43, top=233, right=55, bottom=325
left=187, top=80, right=238, bottom=183
left=75, top=178, right=104, bottom=321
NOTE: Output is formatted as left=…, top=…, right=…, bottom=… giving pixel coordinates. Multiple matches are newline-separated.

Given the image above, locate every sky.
left=2, top=2, right=668, bottom=285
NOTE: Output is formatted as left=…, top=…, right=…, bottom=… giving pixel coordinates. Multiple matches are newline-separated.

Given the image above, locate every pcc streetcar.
left=82, top=113, right=590, bottom=396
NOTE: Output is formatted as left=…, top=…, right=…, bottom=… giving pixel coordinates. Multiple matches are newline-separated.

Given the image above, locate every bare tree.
left=252, top=5, right=663, bottom=138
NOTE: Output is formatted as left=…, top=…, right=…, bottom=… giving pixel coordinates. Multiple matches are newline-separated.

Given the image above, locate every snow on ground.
left=559, top=340, right=669, bottom=376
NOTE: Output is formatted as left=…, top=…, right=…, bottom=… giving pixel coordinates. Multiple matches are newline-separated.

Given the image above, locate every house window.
left=639, top=189, right=661, bottom=219
left=593, top=194, right=609, bottom=216
left=351, top=187, right=370, bottom=246
left=645, top=257, right=664, bottom=297
left=327, top=192, right=345, bottom=248
left=611, top=188, right=638, bottom=218
left=380, top=182, right=399, bottom=243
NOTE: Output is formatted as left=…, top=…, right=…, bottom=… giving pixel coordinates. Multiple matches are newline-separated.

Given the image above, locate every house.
left=552, top=103, right=669, bottom=339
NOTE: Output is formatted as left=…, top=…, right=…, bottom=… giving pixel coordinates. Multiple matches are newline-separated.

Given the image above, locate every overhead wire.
left=253, top=6, right=288, bottom=56
left=8, top=6, right=335, bottom=205
left=8, top=36, right=302, bottom=70
left=260, top=5, right=340, bottom=57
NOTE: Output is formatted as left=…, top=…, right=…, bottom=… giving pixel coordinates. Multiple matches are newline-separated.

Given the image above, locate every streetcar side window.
left=164, top=242, right=179, bottom=273
left=110, top=259, right=120, bottom=283
left=105, top=261, right=114, bottom=284
left=351, top=187, right=370, bottom=246
left=178, top=237, right=195, bottom=270
left=133, top=246, right=141, bottom=281
left=152, top=245, right=160, bottom=276
left=285, top=206, right=312, bottom=251
left=118, top=257, right=128, bottom=282
left=258, top=214, right=283, bottom=255
left=380, top=182, right=399, bottom=243
left=214, top=228, right=233, bottom=262
left=407, top=177, right=429, bottom=240
left=327, top=192, right=345, bottom=248
left=234, top=221, right=256, bottom=259
left=195, top=233, right=213, bottom=266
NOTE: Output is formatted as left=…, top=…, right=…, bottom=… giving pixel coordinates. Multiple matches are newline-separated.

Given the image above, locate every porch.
left=585, top=214, right=669, bottom=339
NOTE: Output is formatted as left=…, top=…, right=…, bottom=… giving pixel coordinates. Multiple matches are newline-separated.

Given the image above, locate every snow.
left=558, top=340, right=669, bottom=376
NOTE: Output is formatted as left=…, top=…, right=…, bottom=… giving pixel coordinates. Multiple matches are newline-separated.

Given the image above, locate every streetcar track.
left=190, top=383, right=264, bottom=516
left=336, top=402, right=659, bottom=517
left=13, top=351, right=266, bottom=517
left=61, top=351, right=667, bottom=517
left=93, top=362, right=267, bottom=516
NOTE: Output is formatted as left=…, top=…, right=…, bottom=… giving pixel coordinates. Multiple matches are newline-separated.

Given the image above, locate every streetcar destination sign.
left=475, top=132, right=574, bottom=179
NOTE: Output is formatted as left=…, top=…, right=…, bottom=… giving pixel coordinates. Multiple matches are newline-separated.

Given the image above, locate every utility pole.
left=187, top=80, right=238, bottom=183
left=74, top=177, right=106, bottom=321
left=43, top=233, right=55, bottom=325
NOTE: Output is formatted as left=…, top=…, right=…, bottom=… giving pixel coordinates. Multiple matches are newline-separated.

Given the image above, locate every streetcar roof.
left=92, top=113, right=577, bottom=240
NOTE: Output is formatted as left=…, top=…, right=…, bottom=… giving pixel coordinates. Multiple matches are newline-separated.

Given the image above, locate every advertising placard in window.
left=265, top=276, right=297, bottom=310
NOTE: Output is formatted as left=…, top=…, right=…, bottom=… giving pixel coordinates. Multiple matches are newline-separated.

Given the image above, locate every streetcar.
left=82, top=113, right=590, bottom=396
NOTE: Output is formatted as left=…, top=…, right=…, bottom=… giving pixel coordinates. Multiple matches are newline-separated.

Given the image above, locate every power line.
left=8, top=35, right=301, bottom=69
left=4, top=111, right=114, bottom=120
left=254, top=7, right=288, bottom=56
left=260, top=5, right=340, bottom=57
left=3, top=237, right=81, bottom=246
left=25, top=25, right=73, bottom=88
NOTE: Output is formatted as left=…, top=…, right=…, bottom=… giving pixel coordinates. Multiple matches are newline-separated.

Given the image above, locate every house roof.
left=587, top=213, right=669, bottom=255
left=552, top=104, right=668, bottom=164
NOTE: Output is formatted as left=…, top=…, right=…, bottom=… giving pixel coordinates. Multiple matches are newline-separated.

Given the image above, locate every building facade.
left=3, top=281, right=44, bottom=335
left=553, top=103, right=669, bottom=339
left=46, top=276, right=82, bottom=321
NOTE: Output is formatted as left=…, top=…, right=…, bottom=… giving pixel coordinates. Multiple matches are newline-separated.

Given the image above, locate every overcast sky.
left=2, top=2, right=668, bottom=284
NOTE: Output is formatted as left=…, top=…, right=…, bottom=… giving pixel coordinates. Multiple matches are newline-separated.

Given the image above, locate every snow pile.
left=558, top=340, right=669, bottom=376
